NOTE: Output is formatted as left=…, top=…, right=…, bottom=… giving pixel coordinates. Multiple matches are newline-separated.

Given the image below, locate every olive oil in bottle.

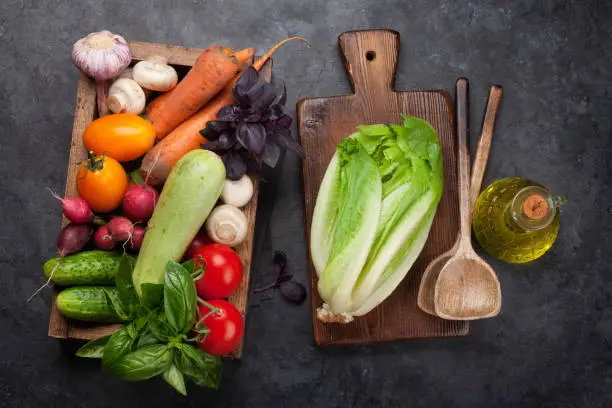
left=472, top=177, right=564, bottom=264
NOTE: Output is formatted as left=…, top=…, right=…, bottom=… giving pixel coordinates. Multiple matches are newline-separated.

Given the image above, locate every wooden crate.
left=48, top=42, right=271, bottom=359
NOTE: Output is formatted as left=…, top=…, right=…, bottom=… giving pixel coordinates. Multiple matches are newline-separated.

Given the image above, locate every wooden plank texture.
left=297, top=29, right=469, bottom=346
left=48, top=41, right=271, bottom=359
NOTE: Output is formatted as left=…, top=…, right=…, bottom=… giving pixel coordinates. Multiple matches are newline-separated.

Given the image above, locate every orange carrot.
left=149, top=46, right=250, bottom=140
left=145, top=48, right=254, bottom=119
left=140, top=37, right=309, bottom=186
left=145, top=91, right=172, bottom=117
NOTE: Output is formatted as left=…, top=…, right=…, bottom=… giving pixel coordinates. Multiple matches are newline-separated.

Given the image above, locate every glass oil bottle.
left=472, top=177, right=565, bottom=264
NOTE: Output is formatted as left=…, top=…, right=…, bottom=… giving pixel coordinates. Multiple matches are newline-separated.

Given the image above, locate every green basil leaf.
left=111, top=345, right=173, bottom=381
left=181, top=259, right=195, bottom=274
left=140, top=283, right=164, bottom=309
left=115, top=255, right=138, bottom=308
left=176, top=344, right=222, bottom=390
left=133, top=314, right=149, bottom=332
left=103, top=287, right=134, bottom=321
left=76, top=335, right=111, bottom=359
left=149, top=312, right=177, bottom=342
left=136, top=331, right=160, bottom=349
left=163, top=363, right=187, bottom=396
left=163, top=261, right=197, bottom=334
left=102, top=323, right=137, bottom=369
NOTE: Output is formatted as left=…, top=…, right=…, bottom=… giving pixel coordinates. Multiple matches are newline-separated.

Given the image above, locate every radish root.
left=144, top=148, right=162, bottom=186
left=27, top=260, right=60, bottom=302
left=46, top=187, right=63, bottom=202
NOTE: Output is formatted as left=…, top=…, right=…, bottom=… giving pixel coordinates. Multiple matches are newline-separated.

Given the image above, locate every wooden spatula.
left=418, top=83, right=503, bottom=316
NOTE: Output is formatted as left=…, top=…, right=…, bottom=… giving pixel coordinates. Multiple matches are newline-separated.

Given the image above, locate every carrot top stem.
left=253, top=36, right=311, bottom=71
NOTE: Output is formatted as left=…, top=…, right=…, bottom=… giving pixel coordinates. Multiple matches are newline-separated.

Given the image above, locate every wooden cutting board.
left=297, top=29, right=469, bottom=346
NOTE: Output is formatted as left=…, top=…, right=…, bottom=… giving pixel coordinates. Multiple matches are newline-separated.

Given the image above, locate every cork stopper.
left=522, top=194, right=549, bottom=220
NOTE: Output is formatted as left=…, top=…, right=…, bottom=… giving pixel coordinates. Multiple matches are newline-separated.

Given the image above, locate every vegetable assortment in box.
left=41, top=30, right=309, bottom=394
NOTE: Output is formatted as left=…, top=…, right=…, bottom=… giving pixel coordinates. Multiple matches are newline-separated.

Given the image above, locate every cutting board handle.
left=338, top=29, right=400, bottom=97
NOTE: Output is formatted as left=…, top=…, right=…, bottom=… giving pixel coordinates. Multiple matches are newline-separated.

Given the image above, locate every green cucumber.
left=133, top=150, right=225, bottom=307
left=44, top=251, right=134, bottom=286
left=56, top=286, right=129, bottom=322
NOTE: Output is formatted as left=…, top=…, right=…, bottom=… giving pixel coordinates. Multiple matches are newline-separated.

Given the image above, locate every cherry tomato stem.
left=196, top=300, right=244, bottom=356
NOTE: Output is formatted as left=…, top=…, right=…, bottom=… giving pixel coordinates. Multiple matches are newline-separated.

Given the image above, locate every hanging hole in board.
left=366, top=51, right=376, bottom=61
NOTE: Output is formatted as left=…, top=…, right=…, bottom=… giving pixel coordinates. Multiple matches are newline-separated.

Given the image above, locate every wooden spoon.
left=433, top=78, right=501, bottom=320
left=417, top=83, right=503, bottom=316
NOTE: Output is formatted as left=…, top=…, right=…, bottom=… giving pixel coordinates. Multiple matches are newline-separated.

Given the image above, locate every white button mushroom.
left=221, top=175, right=254, bottom=208
left=72, top=30, right=132, bottom=116
left=206, top=205, right=248, bottom=247
left=107, top=78, right=146, bottom=114
left=132, top=56, right=178, bottom=92
left=117, top=67, right=152, bottom=99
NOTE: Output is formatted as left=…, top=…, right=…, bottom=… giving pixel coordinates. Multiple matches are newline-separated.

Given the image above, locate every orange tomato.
left=77, top=152, right=128, bottom=212
left=82, top=113, right=155, bottom=162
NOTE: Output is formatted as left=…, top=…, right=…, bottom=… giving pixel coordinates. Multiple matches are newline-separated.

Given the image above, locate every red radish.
left=122, top=184, right=159, bottom=222
left=107, top=217, right=134, bottom=242
left=94, top=225, right=116, bottom=250
left=29, top=223, right=93, bottom=301
left=48, top=189, right=94, bottom=224
left=128, top=225, right=146, bottom=251
left=182, top=229, right=212, bottom=261
left=57, top=223, right=94, bottom=256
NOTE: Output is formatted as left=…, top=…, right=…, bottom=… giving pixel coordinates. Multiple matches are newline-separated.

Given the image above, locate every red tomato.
left=197, top=300, right=244, bottom=356
left=193, top=244, right=243, bottom=299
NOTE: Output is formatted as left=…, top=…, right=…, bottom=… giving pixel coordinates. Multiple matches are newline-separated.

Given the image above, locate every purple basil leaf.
left=217, top=105, right=241, bottom=121
left=273, top=251, right=288, bottom=277
left=237, top=122, right=267, bottom=154
left=276, top=273, right=293, bottom=284
left=269, top=104, right=285, bottom=120
left=242, top=108, right=262, bottom=123
left=276, top=114, right=293, bottom=129
left=252, top=82, right=277, bottom=111
left=279, top=281, right=307, bottom=304
left=261, top=142, right=281, bottom=168
left=243, top=79, right=267, bottom=107
left=201, top=120, right=230, bottom=141
left=217, top=132, right=237, bottom=150
left=232, top=67, right=259, bottom=107
left=268, top=131, right=304, bottom=157
left=222, top=150, right=247, bottom=180
left=201, top=140, right=225, bottom=152
left=263, top=120, right=275, bottom=132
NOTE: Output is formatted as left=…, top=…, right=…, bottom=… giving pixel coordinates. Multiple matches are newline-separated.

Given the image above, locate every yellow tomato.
left=77, top=152, right=127, bottom=212
left=82, top=113, right=155, bottom=162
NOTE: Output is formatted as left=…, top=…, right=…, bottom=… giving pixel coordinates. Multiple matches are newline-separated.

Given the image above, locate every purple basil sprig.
left=254, top=251, right=306, bottom=305
left=201, top=67, right=304, bottom=180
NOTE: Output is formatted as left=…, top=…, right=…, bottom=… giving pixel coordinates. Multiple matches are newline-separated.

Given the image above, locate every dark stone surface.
left=1, top=0, right=611, bottom=407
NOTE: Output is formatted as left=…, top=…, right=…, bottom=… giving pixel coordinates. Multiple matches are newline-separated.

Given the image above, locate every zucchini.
left=44, top=250, right=134, bottom=286
left=132, top=150, right=225, bottom=306
left=56, top=286, right=128, bottom=322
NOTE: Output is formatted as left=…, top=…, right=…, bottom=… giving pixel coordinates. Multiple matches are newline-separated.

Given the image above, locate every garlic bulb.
left=206, top=205, right=248, bottom=247
left=72, top=31, right=132, bottom=116
left=133, top=56, right=178, bottom=92
left=107, top=78, right=146, bottom=114
left=221, top=175, right=254, bottom=208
